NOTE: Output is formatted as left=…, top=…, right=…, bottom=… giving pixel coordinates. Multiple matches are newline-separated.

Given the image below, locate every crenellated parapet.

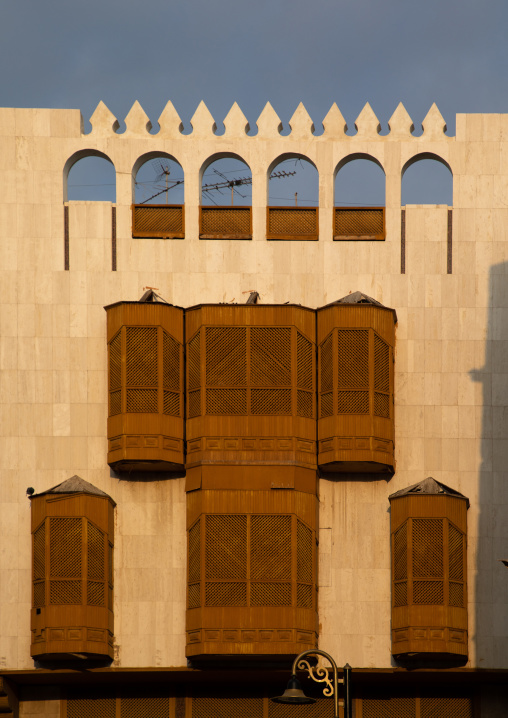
left=85, top=99, right=450, bottom=141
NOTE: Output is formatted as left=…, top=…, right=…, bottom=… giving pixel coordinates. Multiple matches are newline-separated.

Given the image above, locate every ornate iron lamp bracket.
left=291, top=649, right=351, bottom=718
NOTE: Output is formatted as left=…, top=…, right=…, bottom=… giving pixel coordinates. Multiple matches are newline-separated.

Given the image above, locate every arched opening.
left=267, top=155, right=318, bottom=240
left=64, top=151, right=115, bottom=203
left=334, top=154, right=385, bottom=240
left=401, top=154, right=453, bottom=206
left=199, top=154, right=252, bottom=240
left=132, top=153, right=185, bottom=239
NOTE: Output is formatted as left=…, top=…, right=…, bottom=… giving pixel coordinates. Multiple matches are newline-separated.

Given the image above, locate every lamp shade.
left=271, top=676, right=316, bottom=705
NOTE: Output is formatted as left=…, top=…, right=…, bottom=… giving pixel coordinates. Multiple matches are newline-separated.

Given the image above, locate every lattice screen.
left=319, top=327, right=393, bottom=421
left=67, top=697, right=116, bottom=718
left=200, top=207, right=251, bottom=236
left=109, top=331, right=122, bottom=415
left=198, top=325, right=316, bottom=417
left=361, top=696, right=472, bottom=718
left=297, top=332, right=314, bottom=417
left=267, top=207, right=318, bottom=236
left=269, top=697, right=335, bottom=717
left=133, top=204, right=184, bottom=238
left=193, top=697, right=263, bottom=718
left=109, top=325, right=183, bottom=419
left=334, top=207, right=384, bottom=237
left=33, top=522, right=45, bottom=606
left=392, top=518, right=466, bottom=609
left=120, top=696, right=170, bottom=718
left=195, top=514, right=315, bottom=609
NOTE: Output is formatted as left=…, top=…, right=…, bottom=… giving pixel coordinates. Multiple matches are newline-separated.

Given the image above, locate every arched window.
left=402, top=154, right=452, bottom=206
left=401, top=154, right=453, bottom=274
left=63, top=151, right=116, bottom=270
left=132, top=154, right=185, bottom=239
left=65, top=151, right=116, bottom=203
left=199, top=155, right=252, bottom=240
left=334, top=155, right=385, bottom=240
left=267, top=155, right=318, bottom=240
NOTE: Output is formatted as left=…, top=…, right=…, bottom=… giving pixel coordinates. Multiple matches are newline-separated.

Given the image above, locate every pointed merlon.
left=388, top=103, right=414, bottom=137
left=123, top=101, right=152, bottom=136
left=256, top=102, right=283, bottom=138
left=354, top=103, right=381, bottom=139
left=289, top=103, right=315, bottom=138
left=89, top=101, right=119, bottom=136
left=322, top=103, right=348, bottom=138
left=157, top=101, right=184, bottom=138
left=190, top=101, right=217, bottom=137
left=422, top=103, right=448, bottom=139
left=223, top=102, right=250, bottom=137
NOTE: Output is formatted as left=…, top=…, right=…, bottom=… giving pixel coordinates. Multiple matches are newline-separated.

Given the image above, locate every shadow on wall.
left=470, top=262, right=508, bottom=683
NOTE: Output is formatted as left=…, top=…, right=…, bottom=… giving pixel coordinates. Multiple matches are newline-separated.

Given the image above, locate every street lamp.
left=272, top=650, right=351, bottom=718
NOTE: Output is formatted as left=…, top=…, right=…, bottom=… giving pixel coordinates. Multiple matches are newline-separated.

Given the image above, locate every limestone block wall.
left=0, top=102, right=507, bottom=671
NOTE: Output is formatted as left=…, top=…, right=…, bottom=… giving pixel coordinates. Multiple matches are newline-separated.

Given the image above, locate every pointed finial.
left=123, top=101, right=152, bottom=136
left=354, top=103, right=381, bottom=139
left=388, top=103, right=414, bottom=137
left=89, top=101, right=119, bottom=136
left=223, top=102, right=250, bottom=137
left=157, top=101, right=184, bottom=138
left=422, top=103, right=448, bottom=139
left=256, top=102, right=283, bottom=138
left=289, top=102, right=315, bottom=138
left=190, top=101, right=217, bottom=137
left=322, top=103, right=348, bottom=138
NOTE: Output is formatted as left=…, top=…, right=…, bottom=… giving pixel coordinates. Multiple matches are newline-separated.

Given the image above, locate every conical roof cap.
left=33, top=475, right=115, bottom=504
left=389, top=477, right=469, bottom=507
left=323, top=291, right=397, bottom=321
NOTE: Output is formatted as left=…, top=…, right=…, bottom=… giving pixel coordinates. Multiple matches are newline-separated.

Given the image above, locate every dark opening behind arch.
left=402, top=154, right=453, bottom=206
left=268, top=155, right=318, bottom=207
left=65, top=151, right=116, bottom=203
left=200, top=155, right=252, bottom=206
left=334, top=155, right=385, bottom=207
left=134, top=154, right=185, bottom=205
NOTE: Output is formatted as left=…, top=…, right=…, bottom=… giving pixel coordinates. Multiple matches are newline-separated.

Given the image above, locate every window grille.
left=132, top=204, right=184, bottom=239
left=31, top=489, right=115, bottom=659
left=192, top=514, right=314, bottom=609
left=360, top=696, right=472, bottom=718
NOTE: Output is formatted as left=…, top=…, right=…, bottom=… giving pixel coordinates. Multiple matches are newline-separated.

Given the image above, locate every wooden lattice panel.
left=187, top=492, right=317, bottom=657
left=269, top=697, right=334, bottom=717
left=317, top=303, right=395, bottom=473
left=120, top=696, right=170, bottom=718
left=334, top=207, right=385, bottom=239
left=267, top=207, right=318, bottom=240
left=359, top=697, right=472, bottom=718
left=31, top=491, right=115, bottom=659
left=67, top=697, right=116, bottom=718
left=132, top=204, right=184, bottom=238
left=390, top=494, right=468, bottom=659
left=200, top=206, right=252, bottom=238
left=185, top=305, right=316, bottom=469
left=106, top=302, right=184, bottom=471
left=50, top=518, right=82, bottom=580
left=193, top=697, right=263, bottom=718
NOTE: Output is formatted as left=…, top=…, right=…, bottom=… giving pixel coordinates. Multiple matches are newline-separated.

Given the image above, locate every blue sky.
left=2, top=0, right=506, bottom=204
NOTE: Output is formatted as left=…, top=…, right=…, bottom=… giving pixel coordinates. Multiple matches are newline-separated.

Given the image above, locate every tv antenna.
left=202, top=169, right=297, bottom=206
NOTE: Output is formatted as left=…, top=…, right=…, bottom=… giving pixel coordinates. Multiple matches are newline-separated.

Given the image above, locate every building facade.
left=0, top=100, right=507, bottom=716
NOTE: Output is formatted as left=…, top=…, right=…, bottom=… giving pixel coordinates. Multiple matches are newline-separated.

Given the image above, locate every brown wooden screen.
left=358, top=696, right=473, bottom=718
left=390, top=495, right=468, bottom=659
left=106, top=302, right=184, bottom=472
left=31, top=492, right=114, bottom=659
left=317, top=310, right=394, bottom=473
left=267, top=207, right=318, bottom=240
left=132, top=204, right=184, bottom=238
left=334, top=207, right=385, bottom=240
left=199, top=206, right=252, bottom=239
left=188, top=514, right=314, bottom=610
left=66, top=695, right=336, bottom=718
left=187, top=325, right=314, bottom=419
